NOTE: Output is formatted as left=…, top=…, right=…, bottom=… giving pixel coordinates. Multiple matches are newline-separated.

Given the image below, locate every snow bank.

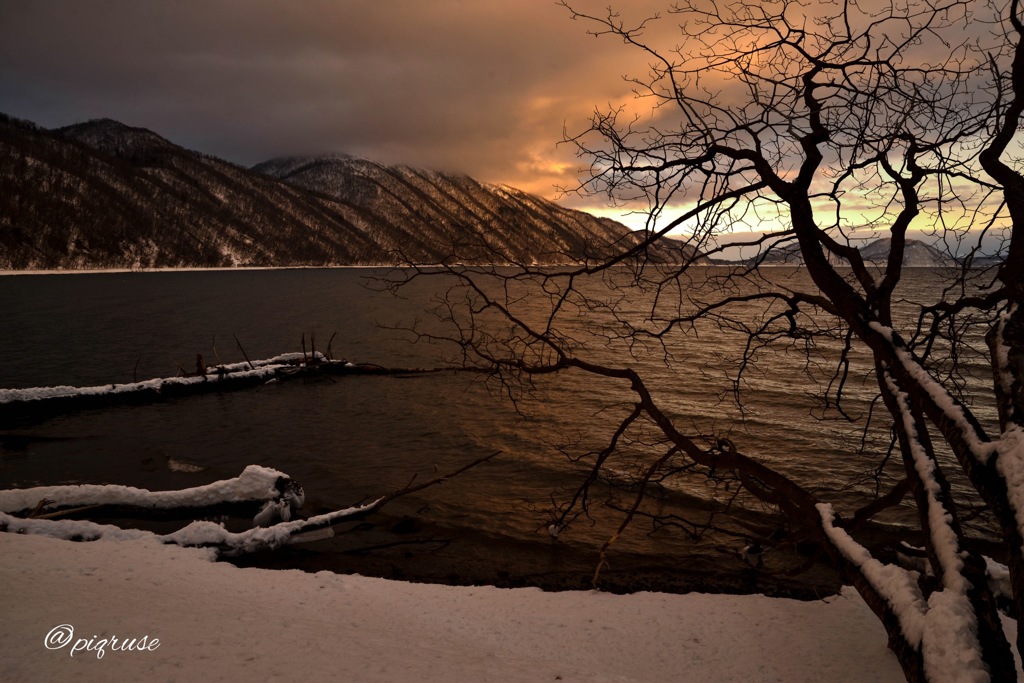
left=0, top=532, right=908, bottom=682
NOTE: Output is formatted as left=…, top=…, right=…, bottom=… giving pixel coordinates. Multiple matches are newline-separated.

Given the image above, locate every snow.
left=818, top=502, right=929, bottom=645
left=880, top=373, right=987, bottom=682
left=990, top=308, right=1024, bottom=559
left=817, top=502, right=1010, bottom=683
left=903, top=303, right=1024, bottom=567
left=881, top=374, right=967, bottom=588
left=0, top=464, right=286, bottom=514
left=993, top=307, right=1017, bottom=398
left=987, top=556, right=1014, bottom=603
left=0, top=493, right=379, bottom=554
left=0, top=531, right=907, bottom=683
left=995, top=426, right=1024, bottom=560
left=0, top=353, right=321, bottom=405
left=0, top=465, right=380, bottom=554
left=867, top=321, right=995, bottom=463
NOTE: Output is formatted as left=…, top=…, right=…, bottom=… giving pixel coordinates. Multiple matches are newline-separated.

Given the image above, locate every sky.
left=0, top=0, right=671, bottom=225
left=0, top=0, right=1012, bottom=243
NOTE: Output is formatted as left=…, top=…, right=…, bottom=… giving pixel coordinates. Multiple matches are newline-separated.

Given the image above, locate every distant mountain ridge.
left=252, top=153, right=649, bottom=265
left=858, top=238, right=956, bottom=266
left=756, top=236, right=956, bottom=267
left=0, top=113, right=703, bottom=270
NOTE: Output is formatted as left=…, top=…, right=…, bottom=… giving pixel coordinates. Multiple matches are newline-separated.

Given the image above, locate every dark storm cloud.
left=0, top=0, right=994, bottom=228
left=0, top=0, right=662, bottom=196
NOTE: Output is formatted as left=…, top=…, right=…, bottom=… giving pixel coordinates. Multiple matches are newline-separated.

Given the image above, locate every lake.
left=0, top=266, right=989, bottom=594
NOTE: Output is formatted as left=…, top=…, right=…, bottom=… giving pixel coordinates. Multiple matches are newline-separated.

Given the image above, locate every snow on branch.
left=984, top=304, right=1024, bottom=561
left=868, top=322, right=995, bottom=463
left=817, top=504, right=989, bottom=683
left=874, top=309, right=1024, bottom=565
left=994, top=426, right=1024, bottom=559
left=991, top=306, right=1017, bottom=401
left=882, top=373, right=969, bottom=594
left=818, top=503, right=928, bottom=644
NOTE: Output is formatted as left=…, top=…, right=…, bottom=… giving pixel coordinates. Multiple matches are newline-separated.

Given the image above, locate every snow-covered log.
left=0, top=352, right=476, bottom=425
left=0, top=454, right=497, bottom=556
left=0, top=500, right=378, bottom=555
left=0, top=462, right=299, bottom=516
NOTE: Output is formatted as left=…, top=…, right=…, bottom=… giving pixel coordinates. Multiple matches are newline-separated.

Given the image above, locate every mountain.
left=0, top=113, right=703, bottom=270
left=858, top=237, right=955, bottom=267
left=253, top=155, right=629, bottom=264
left=756, top=236, right=956, bottom=267
left=1, top=115, right=382, bottom=269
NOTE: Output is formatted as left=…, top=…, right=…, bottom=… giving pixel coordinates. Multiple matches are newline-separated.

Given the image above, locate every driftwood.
left=0, top=352, right=480, bottom=426
left=0, top=465, right=304, bottom=520
left=0, top=454, right=498, bottom=557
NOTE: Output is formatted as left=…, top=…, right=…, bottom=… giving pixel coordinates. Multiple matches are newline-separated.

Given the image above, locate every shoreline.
left=0, top=263, right=964, bottom=277
left=0, top=264, right=393, bottom=276
left=226, top=511, right=845, bottom=601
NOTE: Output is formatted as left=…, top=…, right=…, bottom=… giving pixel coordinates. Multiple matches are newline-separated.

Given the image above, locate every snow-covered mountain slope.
left=1, top=114, right=383, bottom=269
left=0, top=113, right=700, bottom=269
left=857, top=237, right=955, bottom=267
left=253, top=154, right=697, bottom=265
left=756, top=236, right=956, bottom=267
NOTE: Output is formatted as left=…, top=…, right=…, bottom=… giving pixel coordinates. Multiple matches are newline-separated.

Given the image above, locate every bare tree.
left=389, top=1, right=1024, bottom=680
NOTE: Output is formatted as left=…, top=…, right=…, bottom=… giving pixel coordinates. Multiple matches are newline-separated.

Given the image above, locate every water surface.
left=0, top=267, right=986, bottom=589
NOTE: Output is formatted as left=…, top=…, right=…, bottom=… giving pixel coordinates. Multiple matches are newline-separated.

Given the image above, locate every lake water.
left=0, top=267, right=994, bottom=590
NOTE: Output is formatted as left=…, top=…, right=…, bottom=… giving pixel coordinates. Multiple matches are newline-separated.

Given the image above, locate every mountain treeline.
left=0, top=113, right=698, bottom=270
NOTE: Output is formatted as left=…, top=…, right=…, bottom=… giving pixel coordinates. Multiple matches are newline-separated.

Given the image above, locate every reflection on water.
left=0, top=267, right=989, bottom=568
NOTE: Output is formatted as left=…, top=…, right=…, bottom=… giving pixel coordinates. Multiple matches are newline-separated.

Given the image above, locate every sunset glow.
left=0, top=0, right=1011, bottom=239
left=0, top=1, right=666, bottom=203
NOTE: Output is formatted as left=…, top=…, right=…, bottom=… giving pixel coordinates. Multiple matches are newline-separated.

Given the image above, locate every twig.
left=33, top=504, right=105, bottom=520
left=212, top=335, right=224, bottom=366
left=326, top=332, right=337, bottom=360
left=292, top=451, right=502, bottom=537
left=233, top=335, right=255, bottom=370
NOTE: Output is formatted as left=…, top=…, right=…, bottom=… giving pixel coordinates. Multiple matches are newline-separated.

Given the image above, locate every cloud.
left=0, top=0, right=1002, bottom=229
left=0, top=0, right=668, bottom=199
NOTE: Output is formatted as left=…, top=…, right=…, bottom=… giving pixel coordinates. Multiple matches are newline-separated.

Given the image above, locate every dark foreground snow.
left=0, top=532, right=922, bottom=682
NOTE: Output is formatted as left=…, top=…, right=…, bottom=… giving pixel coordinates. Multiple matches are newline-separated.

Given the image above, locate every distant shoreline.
left=0, top=265, right=390, bottom=276
left=0, top=263, right=969, bottom=277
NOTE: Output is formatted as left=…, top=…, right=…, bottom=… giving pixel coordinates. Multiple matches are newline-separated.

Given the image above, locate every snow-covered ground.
left=0, top=532, right=912, bottom=682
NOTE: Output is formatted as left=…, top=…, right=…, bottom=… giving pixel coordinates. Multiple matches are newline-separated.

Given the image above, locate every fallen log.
left=0, top=454, right=498, bottom=557
left=0, top=352, right=478, bottom=426
left=0, top=464, right=303, bottom=523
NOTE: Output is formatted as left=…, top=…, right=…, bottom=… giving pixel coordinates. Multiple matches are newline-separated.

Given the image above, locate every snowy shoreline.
left=1, top=531, right=914, bottom=682
left=0, top=265, right=390, bottom=276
